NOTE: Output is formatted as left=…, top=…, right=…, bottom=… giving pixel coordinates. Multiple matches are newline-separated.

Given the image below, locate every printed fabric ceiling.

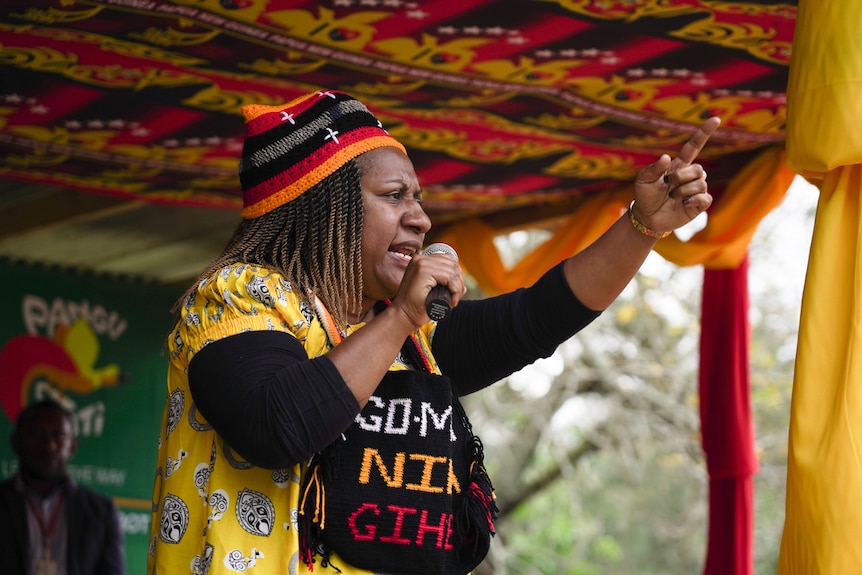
left=0, top=0, right=794, bottom=235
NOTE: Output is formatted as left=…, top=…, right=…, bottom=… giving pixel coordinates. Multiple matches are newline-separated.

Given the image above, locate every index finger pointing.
left=671, top=116, right=721, bottom=169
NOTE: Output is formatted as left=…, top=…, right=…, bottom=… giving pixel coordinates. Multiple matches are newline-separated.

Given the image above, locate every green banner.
left=0, top=259, right=181, bottom=575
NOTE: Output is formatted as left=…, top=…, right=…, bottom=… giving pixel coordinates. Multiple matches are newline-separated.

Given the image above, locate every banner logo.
left=0, top=295, right=126, bottom=433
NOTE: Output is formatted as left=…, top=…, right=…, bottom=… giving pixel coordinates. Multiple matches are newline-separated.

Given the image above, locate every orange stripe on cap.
left=242, top=91, right=323, bottom=138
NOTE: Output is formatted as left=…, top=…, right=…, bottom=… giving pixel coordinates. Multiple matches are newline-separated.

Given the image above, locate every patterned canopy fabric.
left=0, top=0, right=793, bottom=233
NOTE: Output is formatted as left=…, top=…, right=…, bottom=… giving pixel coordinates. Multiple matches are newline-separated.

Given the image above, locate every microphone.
left=421, top=242, right=458, bottom=321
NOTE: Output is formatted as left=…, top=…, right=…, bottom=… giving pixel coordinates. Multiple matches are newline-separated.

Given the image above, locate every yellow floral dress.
left=147, top=263, right=438, bottom=575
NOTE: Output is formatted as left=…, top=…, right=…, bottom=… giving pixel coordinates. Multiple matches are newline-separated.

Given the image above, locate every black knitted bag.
left=298, top=340, right=497, bottom=575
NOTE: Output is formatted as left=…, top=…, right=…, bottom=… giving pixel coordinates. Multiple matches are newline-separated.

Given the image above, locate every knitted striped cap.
left=239, top=90, right=406, bottom=218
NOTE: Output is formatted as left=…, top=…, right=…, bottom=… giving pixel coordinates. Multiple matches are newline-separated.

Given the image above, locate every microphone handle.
left=426, top=284, right=451, bottom=321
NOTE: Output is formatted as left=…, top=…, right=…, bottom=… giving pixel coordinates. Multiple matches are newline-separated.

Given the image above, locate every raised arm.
left=564, top=117, right=720, bottom=310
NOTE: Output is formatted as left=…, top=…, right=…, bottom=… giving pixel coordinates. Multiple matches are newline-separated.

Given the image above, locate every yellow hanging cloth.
left=779, top=1, right=862, bottom=573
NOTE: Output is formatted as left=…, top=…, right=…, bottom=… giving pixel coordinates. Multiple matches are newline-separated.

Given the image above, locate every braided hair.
left=173, top=159, right=364, bottom=328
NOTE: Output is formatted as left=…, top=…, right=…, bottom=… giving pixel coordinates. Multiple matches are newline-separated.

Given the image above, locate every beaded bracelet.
left=627, top=201, right=672, bottom=239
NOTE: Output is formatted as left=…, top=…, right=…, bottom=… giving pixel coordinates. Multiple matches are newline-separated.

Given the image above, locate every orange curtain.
left=438, top=185, right=629, bottom=295
left=441, top=145, right=793, bottom=295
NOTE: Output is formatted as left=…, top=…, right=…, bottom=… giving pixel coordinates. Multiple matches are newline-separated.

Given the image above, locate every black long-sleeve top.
left=188, top=262, right=600, bottom=469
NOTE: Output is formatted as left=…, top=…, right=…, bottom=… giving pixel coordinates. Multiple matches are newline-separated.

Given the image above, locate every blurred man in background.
left=0, top=399, right=125, bottom=575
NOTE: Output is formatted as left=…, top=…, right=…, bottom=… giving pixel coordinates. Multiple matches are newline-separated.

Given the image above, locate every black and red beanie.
left=239, top=90, right=406, bottom=218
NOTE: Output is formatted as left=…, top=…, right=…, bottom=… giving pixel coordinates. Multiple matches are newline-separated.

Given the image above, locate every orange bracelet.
left=627, top=201, right=672, bottom=239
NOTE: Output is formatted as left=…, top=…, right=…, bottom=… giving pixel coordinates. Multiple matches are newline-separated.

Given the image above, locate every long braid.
left=333, top=166, right=363, bottom=311
left=172, top=160, right=364, bottom=327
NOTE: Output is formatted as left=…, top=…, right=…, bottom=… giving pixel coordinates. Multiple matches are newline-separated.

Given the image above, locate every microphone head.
left=421, top=242, right=458, bottom=262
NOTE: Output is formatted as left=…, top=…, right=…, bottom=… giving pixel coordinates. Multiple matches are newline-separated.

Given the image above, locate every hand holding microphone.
left=421, top=243, right=458, bottom=321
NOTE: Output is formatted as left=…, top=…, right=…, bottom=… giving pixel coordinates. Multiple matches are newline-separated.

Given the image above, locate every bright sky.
left=748, top=176, right=818, bottom=306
